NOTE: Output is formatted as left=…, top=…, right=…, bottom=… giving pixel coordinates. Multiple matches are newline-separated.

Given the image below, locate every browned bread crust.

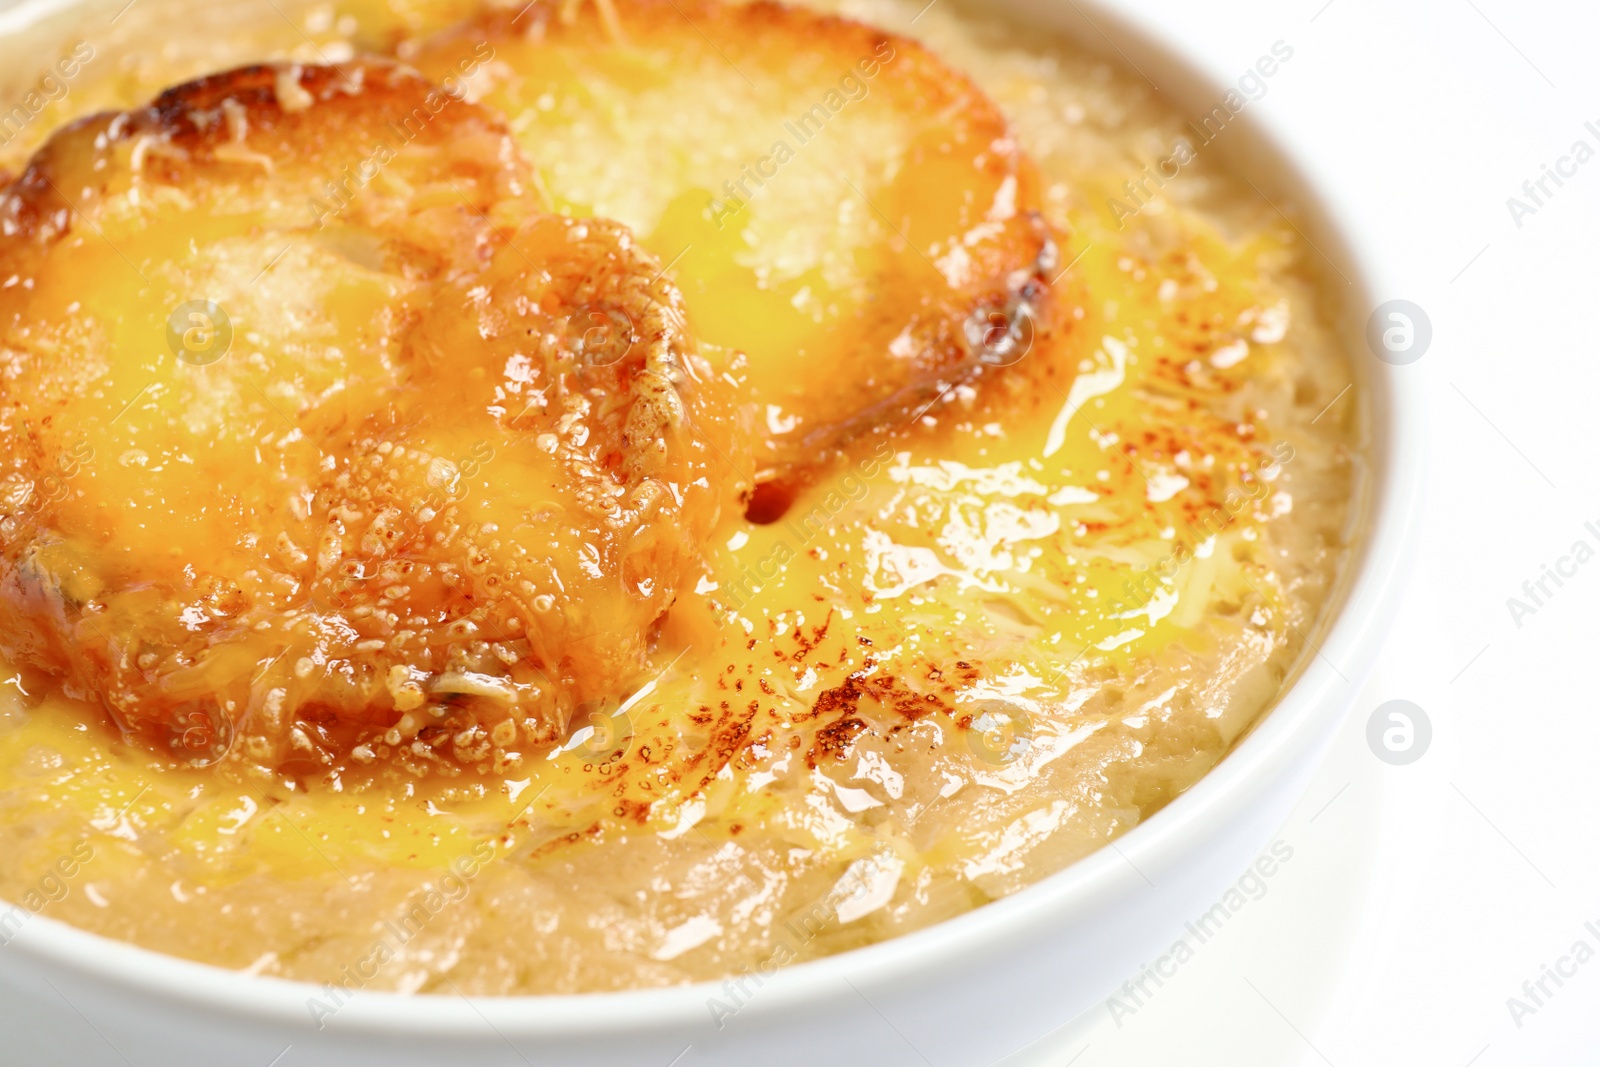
left=410, top=0, right=1070, bottom=495
left=0, top=59, right=735, bottom=780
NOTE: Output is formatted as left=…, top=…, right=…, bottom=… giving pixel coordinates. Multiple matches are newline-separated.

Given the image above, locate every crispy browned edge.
left=0, top=60, right=492, bottom=241
left=417, top=0, right=1068, bottom=493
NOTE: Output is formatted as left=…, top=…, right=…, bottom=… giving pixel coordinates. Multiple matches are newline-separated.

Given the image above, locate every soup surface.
left=0, top=0, right=1360, bottom=996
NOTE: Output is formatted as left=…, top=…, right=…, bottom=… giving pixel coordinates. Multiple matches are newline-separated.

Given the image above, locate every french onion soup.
left=0, top=0, right=1360, bottom=996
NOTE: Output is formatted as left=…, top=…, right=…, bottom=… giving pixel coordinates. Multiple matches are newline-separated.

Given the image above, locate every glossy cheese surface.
left=0, top=0, right=1359, bottom=995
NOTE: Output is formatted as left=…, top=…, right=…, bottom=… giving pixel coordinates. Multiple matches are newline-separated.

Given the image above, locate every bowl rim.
left=0, top=0, right=1422, bottom=1040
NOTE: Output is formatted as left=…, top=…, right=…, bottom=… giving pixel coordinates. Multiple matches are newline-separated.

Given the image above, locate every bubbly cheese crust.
left=0, top=0, right=1360, bottom=997
left=0, top=59, right=737, bottom=776
left=406, top=0, right=1066, bottom=488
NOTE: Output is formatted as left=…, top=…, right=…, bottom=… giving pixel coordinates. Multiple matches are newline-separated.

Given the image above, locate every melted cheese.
left=0, top=0, right=1358, bottom=994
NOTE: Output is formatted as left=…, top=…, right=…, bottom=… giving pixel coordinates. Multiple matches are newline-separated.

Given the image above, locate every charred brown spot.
left=807, top=716, right=867, bottom=767
left=744, top=479, right=795, bottom=525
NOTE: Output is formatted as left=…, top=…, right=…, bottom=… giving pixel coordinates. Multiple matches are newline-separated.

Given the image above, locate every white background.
left=2, top=1, right=1593, bottom=1065
left=1008, top=0, right=1600, bottom=1064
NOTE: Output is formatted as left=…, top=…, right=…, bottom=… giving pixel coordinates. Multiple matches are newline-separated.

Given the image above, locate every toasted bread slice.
left=0, top=60, right=735, bottom=777
left=408, top=0, right=1064, bottom=496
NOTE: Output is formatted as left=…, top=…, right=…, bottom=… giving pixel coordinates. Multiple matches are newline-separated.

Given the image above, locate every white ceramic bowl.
left=0, top=0, right=1420, bottom=1063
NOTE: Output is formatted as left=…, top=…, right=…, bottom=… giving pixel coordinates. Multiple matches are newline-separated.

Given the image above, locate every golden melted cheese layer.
left=0, top=0, right=1359, bottom=994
